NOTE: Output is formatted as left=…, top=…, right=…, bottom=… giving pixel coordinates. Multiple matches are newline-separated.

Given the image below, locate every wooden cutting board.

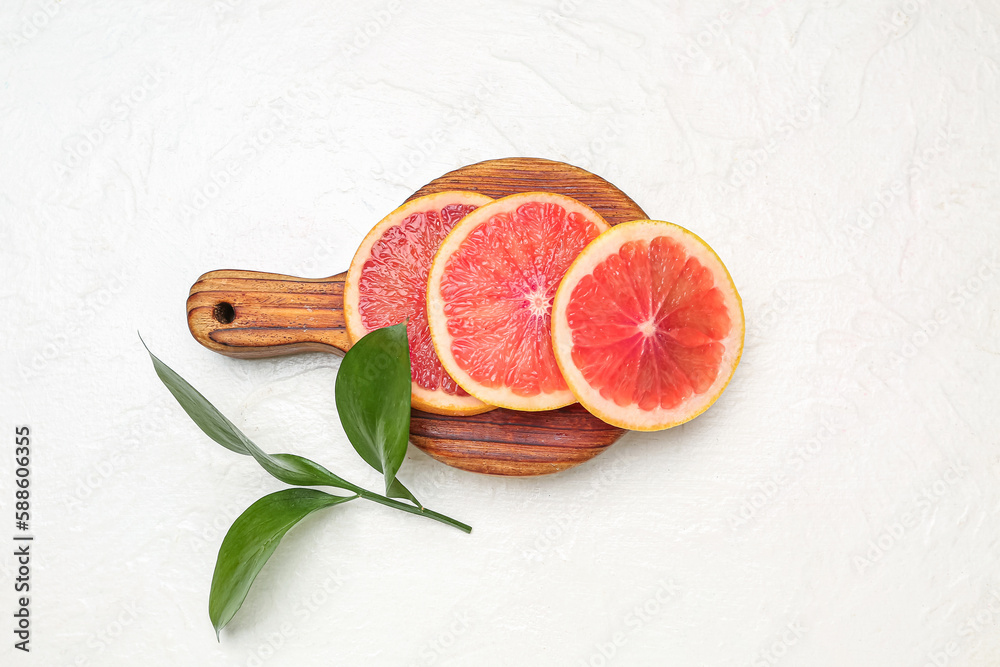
left=186, top=157, right=647, bottom=476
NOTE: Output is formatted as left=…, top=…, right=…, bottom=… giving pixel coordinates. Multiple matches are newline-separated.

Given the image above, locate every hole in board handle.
left=213, top=302, right=236, bottom=324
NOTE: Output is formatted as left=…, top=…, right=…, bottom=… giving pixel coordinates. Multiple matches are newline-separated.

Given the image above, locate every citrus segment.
left=427, top=192, right=611, bottom=411
left=552, top=220, right=744, bottom=431
left=344, top=191, right=496, bottom=416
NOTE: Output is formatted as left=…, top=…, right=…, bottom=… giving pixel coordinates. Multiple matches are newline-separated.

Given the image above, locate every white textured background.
left=2, top=0, right=999, bottom=665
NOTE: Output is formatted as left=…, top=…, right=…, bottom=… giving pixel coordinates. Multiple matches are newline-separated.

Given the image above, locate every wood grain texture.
left=409, top=403, right=623, bottom=476
left=187, top=270, right=350, bottom=358
left=407, top=157, right=646, bottom=226
left=186, top=157, right=646, bottom=476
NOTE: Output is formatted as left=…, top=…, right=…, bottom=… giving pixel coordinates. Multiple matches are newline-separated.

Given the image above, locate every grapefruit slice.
left=427, top=192, right=611, bottom=411
left=551, top=220, right=744, bottom=431
left=344, top=191, right=496, bottom=416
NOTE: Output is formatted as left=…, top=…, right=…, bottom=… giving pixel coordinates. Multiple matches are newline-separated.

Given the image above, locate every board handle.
left=186, top=269, right=351, bottom=358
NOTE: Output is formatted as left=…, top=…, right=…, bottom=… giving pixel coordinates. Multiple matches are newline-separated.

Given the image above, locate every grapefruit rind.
left=344, top=190, right=496, bottom=417
left=427, top=192, right=611, bottom=412
left=551, top=220, right=744, bottom=432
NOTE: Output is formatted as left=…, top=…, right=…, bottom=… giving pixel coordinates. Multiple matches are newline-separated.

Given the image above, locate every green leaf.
left=142, top=336, right=471, bottom=533
left=387, top=477, right=421, bottom=508
left=142, top=336, right=250, bottom=456
left=335, top=323, right=412, bottom=500
left=141, top=337, right=358, bottom=494
left=268, top=454, right=357, bottom=491
left=210, top=488, right=355, bottom=639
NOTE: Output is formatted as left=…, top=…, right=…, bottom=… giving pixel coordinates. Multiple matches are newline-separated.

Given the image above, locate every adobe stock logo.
left=2, top=0, right=68, bottom=49
left=408, top=611, right=472, bottom=666
left=728, top=419, right=838, bottom=531
left=179, top=96, right=295, bottom=219
left=868, top=249, right=997, bottom=382
left=52, top=66, right=167, bottom=177
left=372, top=77, right=500, bottom=184
left=923, top=586, right=1000, bottom=667
left=718, top=86, right=830, bottom=194
left=852, top=461, right=968, bottom=575
left=18, top=268, right=130, bottom=381
left=241, top=572, right=347, bottom=667
left=673, top=1, right=753, bottom=72
left=578, top=579, right=681, bottom=667
left=341, top=0, right=402, bottom=57
left=751, top=620, right=807, bottom=667
left=842, top=126, right=955, bottom=245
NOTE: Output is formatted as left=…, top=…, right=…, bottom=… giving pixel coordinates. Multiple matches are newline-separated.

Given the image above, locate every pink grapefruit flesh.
left=427, top=192, right=611, bottom=411
left=344, top=191, right=496, bottom=416
left=552, top=220, right=744, bottom=431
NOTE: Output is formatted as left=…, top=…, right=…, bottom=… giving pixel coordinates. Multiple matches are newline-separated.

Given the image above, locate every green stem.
left=354, top=488, right=472, bottom=534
